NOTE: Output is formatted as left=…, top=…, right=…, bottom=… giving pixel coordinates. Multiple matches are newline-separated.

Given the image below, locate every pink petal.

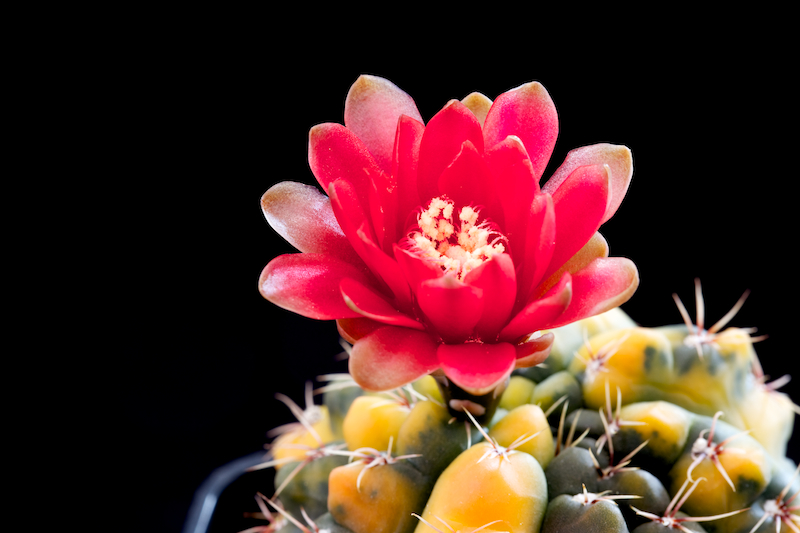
left=328, top=179, right=372, bottom=261
left=417, top=275, right=484, bottom=344
left=349, top=327, right=440, bottom=391
left=417, top=99, right=484, bottom=203
left=436, top=140, right=504, bottom=226
left=344, top=75, right=423, bottom=174
left=499, top=273, right=572, bottom=342
left=308, top=123, right=382, bottom=209
left=484, top=136, right=538, bottom=250
left=258, top=253, right=371, bottom=320
left=543, top=143, right=633, bottom=224
left=483, top=81, right=558, bottom=182
left=354, top=223, right=413, bottom=310
left=437, top=342, right=517, bottom=395
left=515, top=193, right=556, bottom=306
left=462, top=254, right=516, bottom=342
left=366, top=164, right=397, bottom=252
left=329, top=180, right=411, bottom=308
left=543, top=164, right=610, bottom=281
left=545, top=257, right=639, bottom=329
left=340, top=277, right=424, bottom=330
left=336, top=317, right=385, bottom=344
left=533, top=232, right=609, bottom=300
left=391, top=115, right=425, bottom=233
left=393, top=244, right=444, bottom=292
left=514, top=332, right=554, bottom=369
left=260, top=181, right=360, bottom=264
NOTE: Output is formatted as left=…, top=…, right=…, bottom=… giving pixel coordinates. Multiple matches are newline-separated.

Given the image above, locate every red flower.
left=260, top=75, right=638, bottom=395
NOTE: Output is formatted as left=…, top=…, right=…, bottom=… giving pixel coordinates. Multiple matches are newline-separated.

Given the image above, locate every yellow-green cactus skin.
left=499, top=375, right=537, bottom=411
left=568, top=327, right=674, bottom=409
left=395, top=399, right=475, bottom=479
left=613, top=401, right=695, bottom=469
left=343, top=395, right=411, bottom=452
left=328, top=459, right=429, bottom=533
left=560, top=314, right=794, bottom=459
left=252, top=307, right=799, bottom=533
left=413, top=441, right=548, bottom=533
left=489, top=404, right=555, bottom=469
left=271, top=405, right=336, bottom=468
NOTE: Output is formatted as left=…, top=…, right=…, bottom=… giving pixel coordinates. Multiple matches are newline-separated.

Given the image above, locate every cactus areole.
left=259, top=75, right=639, bottom=421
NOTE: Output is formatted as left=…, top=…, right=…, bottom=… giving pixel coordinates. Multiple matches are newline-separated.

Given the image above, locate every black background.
left=107, top=27, right=798, bottom=533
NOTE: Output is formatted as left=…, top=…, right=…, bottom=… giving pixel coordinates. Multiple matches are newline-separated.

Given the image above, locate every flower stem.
left=432, top=372, right=508, bottom=425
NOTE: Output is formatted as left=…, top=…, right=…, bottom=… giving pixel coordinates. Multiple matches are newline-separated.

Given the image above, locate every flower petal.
left=463, top=254, right=516, bottom=342
left=328, top=179, right=372, bottom=260
left=340, top=277, right=424, bottom=330
left=344, top=75, right=423, bottom=173
left=546, top=257, right=639, bottom=329
left=258, top=253, right=371, bottom=320
left=499, top=273, right=572, bottom=342
left=436, top=140, right=504, bottom=226
left=515, top=193, right=556, bottom=305
left=461, top=92, right=492, bottom=128
left=483, top=81, right=558, bottom=182
left=484, top=135, right=538, bottom=253
left=337, top=317, right=385, bottom=344
left=417, top=275, right=483, bottom=344
left=329, top=180, right=411, bottom=309
left=308, top=123, right=382, bottom=209
left=532, top=231, right=608, bottom=300
left=391, top=115, right=425, bottom=234
left=437, top=342, right=517, bottom=395
left=543, top=143, right=633, bottom=224
left=514, top=332, right=554, bottom=369
left=393, top=244, right=444, bottom=292
left=261, top=181, right=360, bottom=264
left=366, top=161, right=397, bottom=252
left=349, top=327, right=440, bottom=391
left=543, top=164, right=610, bottom=281
left=354, top=223, right=413, bottom=310
left=417, top=99, right=484, bottom=203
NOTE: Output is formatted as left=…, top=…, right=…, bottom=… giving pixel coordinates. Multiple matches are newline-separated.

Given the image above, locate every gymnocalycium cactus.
left=250, top=77, right=798, bottom=533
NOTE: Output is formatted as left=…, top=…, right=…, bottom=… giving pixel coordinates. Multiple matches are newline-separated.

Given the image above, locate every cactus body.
left=327, top=460, right=428, bottom=533
left=413, top=441, right=548, bottom=533
left=342, top=395, right=411, bottom=452
left=489, top=404, right=555, bottom=469
left=542, top=494, right=630, bottom=533
left=251, top=308, right=799, bottom=533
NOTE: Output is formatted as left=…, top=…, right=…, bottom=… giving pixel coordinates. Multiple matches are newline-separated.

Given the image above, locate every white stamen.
left=407, top=197, right=507, bottom=281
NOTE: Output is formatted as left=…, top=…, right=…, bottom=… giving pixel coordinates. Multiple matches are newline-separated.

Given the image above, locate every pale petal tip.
left=601, top=143, right=633, bottom=176
left=346, top=74, right=406, bottom=104
left=510, top=80, right=551, bottom=99
left=599, top=258, right=640, bottom=313
left=352, top=73, right=387, bottom=87
left=461, top=92, right=493, bottom=127
left=443, top=98, right=461, bottom=110
left=260, top=181, right=300, bottom=216
left=307, top=122, right=327, bottom=140
left=260, top=183, right=290, bottom=226
left=348, top=74, right=382, bottom=92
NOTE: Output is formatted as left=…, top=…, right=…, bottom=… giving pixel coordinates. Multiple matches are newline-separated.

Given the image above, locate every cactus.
left=236, top=302, right=799, bottom=533
left=246, top=76, right=798, bottom=533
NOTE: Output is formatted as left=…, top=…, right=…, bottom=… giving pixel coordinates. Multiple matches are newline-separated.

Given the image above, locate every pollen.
left=408, top=196, right=507, bottom=280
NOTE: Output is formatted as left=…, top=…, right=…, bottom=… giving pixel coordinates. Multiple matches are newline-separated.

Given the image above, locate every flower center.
left=407, top=196, right=507, bottom=280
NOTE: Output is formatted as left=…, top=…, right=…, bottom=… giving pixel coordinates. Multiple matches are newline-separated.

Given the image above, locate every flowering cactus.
left=240, top=76, right=800, bottom=533
left=259, top=75, right=638, bottom=415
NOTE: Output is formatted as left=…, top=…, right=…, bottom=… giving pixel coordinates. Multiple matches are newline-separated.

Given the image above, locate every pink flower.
left=260, top=75, right=638, bottom=395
